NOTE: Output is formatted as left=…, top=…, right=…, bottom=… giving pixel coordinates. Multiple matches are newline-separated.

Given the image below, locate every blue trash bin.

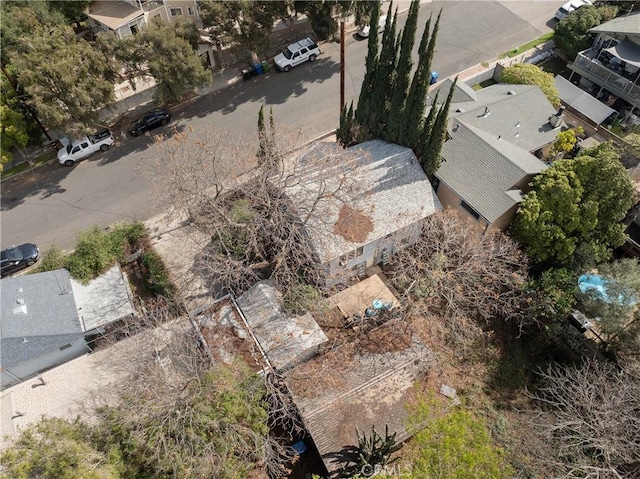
left=254, top=62, right=264, bottom=75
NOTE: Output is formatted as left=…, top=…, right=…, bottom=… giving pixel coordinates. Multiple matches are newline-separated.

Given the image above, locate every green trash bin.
left=261, top=59, right=270, bottom=74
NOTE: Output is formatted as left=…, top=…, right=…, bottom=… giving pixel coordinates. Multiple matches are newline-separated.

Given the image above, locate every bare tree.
left=146, top=125, right=364, bottom=307
left=528, top=360, right=640, bottom=479
left=388, top=210, right=530, bottom=334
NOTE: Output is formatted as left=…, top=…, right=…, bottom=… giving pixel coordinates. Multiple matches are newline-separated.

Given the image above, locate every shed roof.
left=287, top=140, right=441, bottom=264
left=554, top=75, right=616, bottom=124
left=285, top=321, right=434, bottom=475
left=71, top=265, right=135, bottom=332
left=237, top=281, right=328, bottom=372
left=590, top=11, right=640, bottom=36
left=437, top=121, right=547, bottom=222
left=1, top=270, right=83, bottom=368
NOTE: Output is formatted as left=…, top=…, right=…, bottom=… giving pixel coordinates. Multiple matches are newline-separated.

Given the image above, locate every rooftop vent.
left=13, top=304, right=27, bottom=315
left=456, top=107, right=465, bottom=113
left=481, top=107, right=491, bottom=118
left=507, top=90, right=516, bottom=95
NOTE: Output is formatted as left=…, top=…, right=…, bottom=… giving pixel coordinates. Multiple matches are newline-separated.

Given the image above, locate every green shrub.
left=65, top=222, right=147, bottom=284
left=283, top=283, right=320, bottom=314
left=141, top=250, right=175, bottom=299
left=33, top=245, right=68, bottom=273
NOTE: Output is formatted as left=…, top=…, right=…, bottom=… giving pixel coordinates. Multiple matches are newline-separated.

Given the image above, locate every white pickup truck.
left=57, top=128, right=114, bottom=166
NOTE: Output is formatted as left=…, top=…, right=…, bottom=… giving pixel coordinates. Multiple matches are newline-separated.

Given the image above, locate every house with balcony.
left=87, top=0, right=200, bottom=38
left=568, top=11, right=640, bottom=124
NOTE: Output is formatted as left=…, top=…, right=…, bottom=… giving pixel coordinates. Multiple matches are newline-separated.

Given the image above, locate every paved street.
left=1, top=1, right=565, bottom=252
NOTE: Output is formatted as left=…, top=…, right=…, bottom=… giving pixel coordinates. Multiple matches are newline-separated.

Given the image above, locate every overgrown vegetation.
left=499, top=63, right=560, bottom=107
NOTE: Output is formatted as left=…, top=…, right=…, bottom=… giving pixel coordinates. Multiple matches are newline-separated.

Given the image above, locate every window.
left=188, top=7, right=195, bottom=15
left=339, top=246, right=365, bottom=266
left=170, top=7, right=183, bottom=16
left=81, top=142, right=89, bottom=149
left=153, top=14, right=161, bottom=21
left=72, top=146, right=80, bottom=154
left=130, top=23, right=138, bottom=35
left=59, top=343, right=72, bottom=351
left=460, top=200, right=480, bottom=220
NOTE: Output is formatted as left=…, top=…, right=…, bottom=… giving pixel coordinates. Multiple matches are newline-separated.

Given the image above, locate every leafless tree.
left=388, top=210, right=531, bottom=334
left=146, top=126, right=364, bottom=306
left=528, top=359, right=640, bottom=479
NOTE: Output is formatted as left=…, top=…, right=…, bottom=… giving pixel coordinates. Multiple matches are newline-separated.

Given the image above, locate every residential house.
left=428, top=81, right=555, bottom=231
left=568, top=11, right=640, bottom=124
left=87, top=0, right=201, bottom=38
left=287, top=140, right=442, bottom=287
left=86, top=1, right=216, bottom=68
left=1, top=267, right=135, bottom=389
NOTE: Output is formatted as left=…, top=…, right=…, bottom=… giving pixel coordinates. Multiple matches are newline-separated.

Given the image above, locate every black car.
left=129, top=109, right=171, bottom=137
left=1, top=243, right=40, bottom=277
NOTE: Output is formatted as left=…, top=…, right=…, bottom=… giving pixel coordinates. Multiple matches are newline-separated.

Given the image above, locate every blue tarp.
left=578, top=274, right=637, bottom=305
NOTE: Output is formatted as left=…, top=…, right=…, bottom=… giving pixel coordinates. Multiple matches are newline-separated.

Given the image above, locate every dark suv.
left=129, top=109, right=171, bottom=137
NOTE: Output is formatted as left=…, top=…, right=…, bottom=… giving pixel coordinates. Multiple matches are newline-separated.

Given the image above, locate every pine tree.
left=421, top=78, right=456, bottom=176
left=354, top=0, right=381, bottom=127
left=367, top=9, right=398, bottom=138
left=400, top=10, right=441, bottom=148
left=385, top=0, right=419, bottom=144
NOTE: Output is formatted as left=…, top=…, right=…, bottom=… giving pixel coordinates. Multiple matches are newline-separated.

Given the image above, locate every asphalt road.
left=1, top=1, right=565, bottom=252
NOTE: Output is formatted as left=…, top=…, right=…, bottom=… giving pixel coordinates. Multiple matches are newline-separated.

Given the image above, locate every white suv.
left=274, top=38, right=321, bottom=72
left=555, top=0, right=592, bottom=21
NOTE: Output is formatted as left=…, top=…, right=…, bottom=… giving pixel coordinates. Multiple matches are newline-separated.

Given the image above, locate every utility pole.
left=1, top=61, right=55, bottom=146
left=340, top=20, right=345, bottom=114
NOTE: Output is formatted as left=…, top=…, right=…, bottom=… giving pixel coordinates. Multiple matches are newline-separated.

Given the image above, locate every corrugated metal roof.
left=237, top=280, right=328, bottom=372
left=287, top=140, right=441, bottom=264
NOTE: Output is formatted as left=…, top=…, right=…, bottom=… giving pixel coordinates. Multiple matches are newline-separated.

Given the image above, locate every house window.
left=460, top=200, right=480, bottom=220
left=339, top=246, right=365, bottom=265
left=170, top=7, right=183, bottom=16
left=130, top=23, right=138, bottom=35
left=355, top=246, right=364, bottom=257
left=59, top=343, right=72, bottom=351
left=188, top=7, right=195, bottom=15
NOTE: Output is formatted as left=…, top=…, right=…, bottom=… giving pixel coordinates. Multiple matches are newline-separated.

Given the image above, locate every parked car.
left=129, top=109, right=171, bottom=137
left=555, top=0, right=592, bottom=21
left=274, top=38, right=321, bottom=72
left=57, top=128, right=114, bottom=166
left=356, top=15, right=387, bottom=39
left=1, top=243, right=40, bottom=277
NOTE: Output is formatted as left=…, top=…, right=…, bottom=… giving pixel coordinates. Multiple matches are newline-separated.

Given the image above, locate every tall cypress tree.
left=385, top=0, right=419, bottom=144
left=416, top=91, right=439, bottom=160
left=400, top=10, right=441, bottom=148
left=355, top=0, right=381, bottom=127
left=367, top=9, right=398, bottom=138
left=421, top=78, right=456, bottom=177
left=257, top=105, right=267, bottom=162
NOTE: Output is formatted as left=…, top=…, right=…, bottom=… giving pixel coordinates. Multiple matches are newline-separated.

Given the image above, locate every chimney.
left=549, top=105, right=566, bottom=128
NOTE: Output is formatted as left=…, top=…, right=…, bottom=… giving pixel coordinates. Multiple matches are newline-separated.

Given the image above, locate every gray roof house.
left=428, top=83, right=552, bottom=231
left=1, top=267, right=135, bottom=389
left=568, top=11, right=640, bottom=120
left=287, top=139, right=441, bottom=287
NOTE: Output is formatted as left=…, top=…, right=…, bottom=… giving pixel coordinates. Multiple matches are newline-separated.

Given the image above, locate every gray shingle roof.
left=1, top=270, right=83, bottom=368
left=437, top=121, right=547, bottom=222
left=429, top=78, right=477, bottom=104
left=590, top=12, right=640, bottom=36
left=288, top=140, right=441, bottom=263
left=237, top=280, right=328, bottom=372
left=447, top=84, right=560, bottom=152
